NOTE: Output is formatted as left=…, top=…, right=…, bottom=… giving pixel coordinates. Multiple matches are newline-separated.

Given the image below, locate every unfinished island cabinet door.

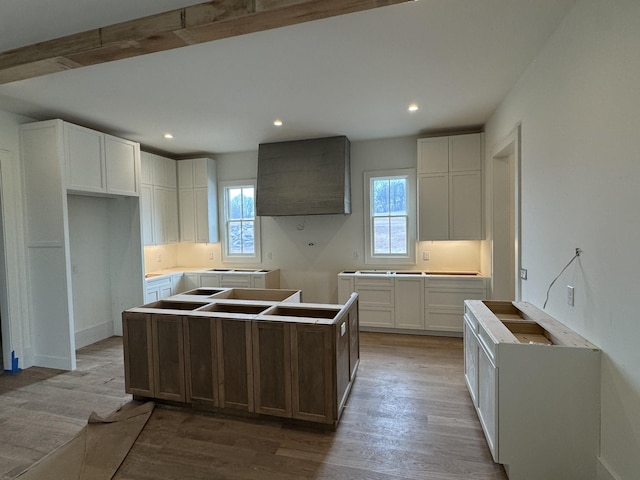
left=151, top=314, right=186, bottom=402
left=291, top=323, right=335, bottom=424
left=252, top=321, right=292, bottom=418
left=122, top=312, right=154, bottom=397
left=184, top=316, right=219, bottom=407
left=217, top=318, right=254, bottom=411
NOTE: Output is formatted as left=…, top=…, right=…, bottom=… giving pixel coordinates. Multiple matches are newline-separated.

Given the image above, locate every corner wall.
left=484, top=1, right=640, bottom=477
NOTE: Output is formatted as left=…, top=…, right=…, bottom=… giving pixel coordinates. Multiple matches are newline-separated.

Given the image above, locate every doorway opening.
left=491, top=125, right=521, bottom=301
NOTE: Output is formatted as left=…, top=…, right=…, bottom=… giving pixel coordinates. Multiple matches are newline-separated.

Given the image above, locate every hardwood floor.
left=0, top=333, right=506, bottom=480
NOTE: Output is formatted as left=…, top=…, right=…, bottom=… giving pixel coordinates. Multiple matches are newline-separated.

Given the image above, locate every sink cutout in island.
left=197, top=302, right=268, bottom=315
left=264, top=305, right=340, bottom=319
left=143, top=300, right=210, bottom=310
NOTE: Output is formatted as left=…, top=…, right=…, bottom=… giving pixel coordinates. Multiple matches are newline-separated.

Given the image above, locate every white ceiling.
left=0, top=0, right=576, bottom=156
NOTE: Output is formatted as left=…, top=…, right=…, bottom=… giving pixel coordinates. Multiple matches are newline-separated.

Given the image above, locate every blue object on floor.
left=3, top=351, right=21, bottom=374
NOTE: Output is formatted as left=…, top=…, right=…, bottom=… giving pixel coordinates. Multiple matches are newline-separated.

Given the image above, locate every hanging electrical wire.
left=543, top=248, right=582, bottom=309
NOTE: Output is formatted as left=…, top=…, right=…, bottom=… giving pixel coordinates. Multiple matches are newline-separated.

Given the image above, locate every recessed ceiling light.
left=408, top=104, right=420, bottom=112
left=273, top=119, right=283, bottom=127
left=163, top=133, right=174, bottom=139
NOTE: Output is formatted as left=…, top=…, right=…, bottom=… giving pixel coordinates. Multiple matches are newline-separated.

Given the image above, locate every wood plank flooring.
left=0, top=333, right=506, bottom=480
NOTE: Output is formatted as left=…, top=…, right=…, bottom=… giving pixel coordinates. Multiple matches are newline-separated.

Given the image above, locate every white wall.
left=484, top=1, right=640, bottom=478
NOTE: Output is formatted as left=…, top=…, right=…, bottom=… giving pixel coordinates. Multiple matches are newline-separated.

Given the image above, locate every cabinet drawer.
left=356, top=286, right=394, bottom=307
left=359, top=307, right=394, bottom=328
left=424, top=277, right=486, bottom=289
left=354, top=275, right=394, bottom=287
left=425, top=288, right=486, bottom=310
left=424, top=309, right=464, bottom=333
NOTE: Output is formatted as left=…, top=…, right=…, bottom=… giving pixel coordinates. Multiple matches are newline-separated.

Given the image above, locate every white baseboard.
left=33, top=354, right=74, bottom=371
left=597, top=457, right=621, bottom=480
left=75, top=321, right=114, bottom=349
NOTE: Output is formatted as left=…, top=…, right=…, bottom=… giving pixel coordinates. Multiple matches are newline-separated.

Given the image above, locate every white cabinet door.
left=165, top=188, right=179, bottom=243
left=251, top=274, right=266, bottom=289
left=449, top=133, right=482, bottom=172
left=145, top=286, right=160, bottom=304
left=179, top=189, right=196, bottom=242
left=153, top=186, right=167, bottom=245
left=395, top=276, right=424, bottom=329
left=64, top=123, right=104, bottom=193
left=171, top=273, right=184, bottom=295
left=478, top=341, right=498, bottom=461
left=199, top=273, right=220, bottom=287
left=450, top=171, right=482, bottom=240
left=464, top=318, right=479, bottom=408
left=141, top=184, right=155, bottom=246
left=140, top=152, right=153, bottom=185
left=177, top=159, right=194, bottom=188
left=418, top=136, right=448, bottom=173
left=105, top=134, right=138, bottom=196
left=194, top=187, right=211, bottom=243
left=419, top=173, right=449, bottom=241
left=177, top=158, right=218, bottom=243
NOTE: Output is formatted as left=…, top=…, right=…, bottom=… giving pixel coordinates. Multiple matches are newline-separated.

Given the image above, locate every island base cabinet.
left=218, top=319, right=254, bottom=412
left=122, top=312, right=154, bottom=397
left=151, top=314, right=186, bottom=403
left=184, top=316, right=219, bottom=407
left=291, top=324, right=335, bottom=424
left=122, top=291, right=360, bottom=427
left=252, top=322, right=292, bottom=418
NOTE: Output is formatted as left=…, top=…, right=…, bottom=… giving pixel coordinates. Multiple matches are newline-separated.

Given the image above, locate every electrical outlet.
left=156, top=253, right=162, bottom=262
left=208, top=251, right=214, bottom=260
left=520, top=268, right=528, bottom=280
left=422, top=250, right=430, bottom=261
left=567, top=285, right=575, bottom=306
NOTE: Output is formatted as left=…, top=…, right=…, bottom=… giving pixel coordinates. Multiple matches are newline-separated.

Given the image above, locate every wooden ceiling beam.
left=0, top=0, right=410, bottom=85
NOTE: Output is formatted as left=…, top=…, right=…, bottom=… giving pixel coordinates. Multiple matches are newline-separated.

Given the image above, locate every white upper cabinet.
left=140, top=152, right=178, bottom=246
left=418, top=133, right=483, bottom=241
left=64, top=122, right=139, bottom=196
left=177, top=158, right=218, bottom=243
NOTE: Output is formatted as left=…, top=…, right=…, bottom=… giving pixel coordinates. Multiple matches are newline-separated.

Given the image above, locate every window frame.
left=219, top=179, right=261, bottom=264
left=363, top=168, right=416, bottom=265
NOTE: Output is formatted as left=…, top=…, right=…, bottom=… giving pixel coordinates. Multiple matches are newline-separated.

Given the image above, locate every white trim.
left=363, top=168, right=416, bottom=265
left=219, top=179, right=261, bottom=264
left=489, top=123, right=521, bottom=301
left=75, top=320, right=114, bottom=349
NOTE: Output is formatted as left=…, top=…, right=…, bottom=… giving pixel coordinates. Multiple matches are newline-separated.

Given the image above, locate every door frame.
left=490, top=125, right=522, bottom=301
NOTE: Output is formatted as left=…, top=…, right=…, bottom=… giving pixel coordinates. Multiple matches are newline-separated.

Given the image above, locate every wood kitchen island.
left=122, top=288, right=359, bottom=428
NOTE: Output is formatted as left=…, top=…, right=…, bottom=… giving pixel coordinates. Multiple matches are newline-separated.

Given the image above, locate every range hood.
left=256, top=135, right=351, bottom=216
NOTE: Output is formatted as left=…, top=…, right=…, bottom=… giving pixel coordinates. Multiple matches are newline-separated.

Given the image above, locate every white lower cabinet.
left=338, top=272, right=486, bottom=334
left=145, top=276, right=172, bottom=303
left=354, top=275, right=395, bottom=328
left=464, top=300, right=601, bottom=480
left=424, top=277, right=486, bottom=332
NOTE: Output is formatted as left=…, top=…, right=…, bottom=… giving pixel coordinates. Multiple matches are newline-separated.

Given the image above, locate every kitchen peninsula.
left=122, top=287, right=359, bottom=427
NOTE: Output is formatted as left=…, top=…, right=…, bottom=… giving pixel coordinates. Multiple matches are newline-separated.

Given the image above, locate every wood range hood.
left=0, top=0, right=411, bottom=85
